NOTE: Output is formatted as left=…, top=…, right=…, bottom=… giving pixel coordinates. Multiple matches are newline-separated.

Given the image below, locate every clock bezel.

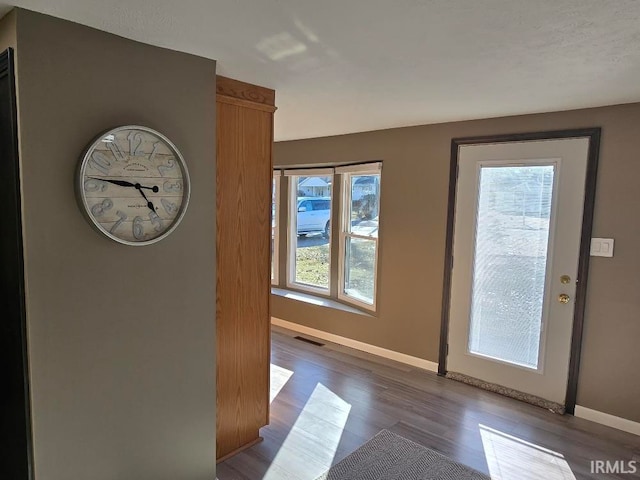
left=77, top=125, right=191, bottom=246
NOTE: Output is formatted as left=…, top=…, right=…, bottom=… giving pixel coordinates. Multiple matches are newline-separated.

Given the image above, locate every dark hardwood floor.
left=217, top=326, right=640, bottom=479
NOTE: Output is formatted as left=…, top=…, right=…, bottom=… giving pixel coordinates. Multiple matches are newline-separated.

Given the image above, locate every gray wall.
left=273, top=102, right=640, bottom=423
left=0, top=9, right=16, bottom=51
left=15, top=10, right=216, bottom=479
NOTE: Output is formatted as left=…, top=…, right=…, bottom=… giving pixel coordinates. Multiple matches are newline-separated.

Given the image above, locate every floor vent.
left=294, top=336, right=325, bottom=347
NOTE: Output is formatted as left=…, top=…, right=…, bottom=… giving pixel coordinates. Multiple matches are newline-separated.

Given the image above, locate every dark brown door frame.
left=0, top=47, right=34, bottom=479
left=437, top=128, right=601, bottom=415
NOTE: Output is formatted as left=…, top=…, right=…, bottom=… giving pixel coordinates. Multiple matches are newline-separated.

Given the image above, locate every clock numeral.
left=91, top=198, right=113, bottom=217
left=158, top=158, right=176, bottom=177
left=149, top=211, right=163, bottom=232
left=88, top=152, right=112, bottom=175
left=106, top=139, right=126, bottom=162
left=109, top=210, right=127, bottom=234
left=148, top=142, right=160, bottom=163
left=163, top=180, right=182, bottom=193
left=128, top=131, right=143, bottom=156
left=132, top=216, right=145, bottom=240
left=84, top=177, right=107, bottom=192
left=161, top=198, right=178, bottom=215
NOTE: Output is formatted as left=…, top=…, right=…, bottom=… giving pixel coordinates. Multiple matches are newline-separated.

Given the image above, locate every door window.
left=469, top=165, right=555, bottom=369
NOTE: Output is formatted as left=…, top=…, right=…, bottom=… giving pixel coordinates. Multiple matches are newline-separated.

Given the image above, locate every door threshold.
left=446, top=371, right=565, bottom=414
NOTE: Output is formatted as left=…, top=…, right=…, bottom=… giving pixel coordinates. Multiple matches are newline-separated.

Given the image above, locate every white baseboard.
left=271, top=317, right=439, bottom=373
left=575, top=405, right=640, bottom=436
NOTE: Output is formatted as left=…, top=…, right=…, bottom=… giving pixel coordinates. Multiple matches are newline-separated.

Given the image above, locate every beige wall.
left=273, top=102, right=640, bottom=423
left=15, top=10, right=216, bottom=479
left=0, top=10, right=16, bottom=50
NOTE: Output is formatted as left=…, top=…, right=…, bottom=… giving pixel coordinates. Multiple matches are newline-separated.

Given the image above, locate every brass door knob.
left=558, top=293, right=570, bottom=304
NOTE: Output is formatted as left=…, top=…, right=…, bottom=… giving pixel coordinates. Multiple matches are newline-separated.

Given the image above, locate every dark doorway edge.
left=0, top=47, right=34, bottom=478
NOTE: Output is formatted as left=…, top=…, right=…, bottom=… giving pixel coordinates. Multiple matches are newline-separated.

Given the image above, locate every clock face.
left=78, top=125, right=190, bottom=245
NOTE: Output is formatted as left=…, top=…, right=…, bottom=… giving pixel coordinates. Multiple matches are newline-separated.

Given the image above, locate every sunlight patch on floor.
left=479, top=424, right=576, bottom=480
left=270, top=363, right=294, bottom=403
left=263, top=383, right=351, bottom=480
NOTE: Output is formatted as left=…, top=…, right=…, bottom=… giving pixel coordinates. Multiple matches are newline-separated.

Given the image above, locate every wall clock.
left=77, top=125, right=190, bottom=246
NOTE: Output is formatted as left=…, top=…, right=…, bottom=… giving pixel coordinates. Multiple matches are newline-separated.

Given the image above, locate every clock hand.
left=136, top=183, right=160, bottom=193
left=135, top=184, right=158, bottom=214
left=91, top=177, right=135, bottom=188
left=89, top=177, right=159, bottom=192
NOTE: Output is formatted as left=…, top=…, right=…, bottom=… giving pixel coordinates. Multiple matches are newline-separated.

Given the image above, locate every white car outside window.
left=296, top=197, right=331, bottom=237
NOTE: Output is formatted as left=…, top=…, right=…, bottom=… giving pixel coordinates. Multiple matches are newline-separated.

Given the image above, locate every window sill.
left=271, top=287, right=374, bottom=317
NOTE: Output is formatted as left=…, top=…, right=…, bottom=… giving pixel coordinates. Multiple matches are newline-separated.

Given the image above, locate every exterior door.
left=446, top=137, right=591, bottom=404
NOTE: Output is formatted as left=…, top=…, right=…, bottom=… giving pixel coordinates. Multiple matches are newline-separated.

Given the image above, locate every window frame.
left=285, top=168, right=334, bottom=295
left=337, top=162, right=382, bottom=311
left=271, top=171, right=281, bottom=285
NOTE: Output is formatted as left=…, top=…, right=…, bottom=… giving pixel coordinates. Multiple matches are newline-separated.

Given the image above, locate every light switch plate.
left=590, top=238, right=614, bottom=257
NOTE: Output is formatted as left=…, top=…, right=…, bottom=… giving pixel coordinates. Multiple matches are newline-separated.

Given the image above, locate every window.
left=285, top=169, right=333, bottom=294
left=271, top=172, right=281, bottom=285
left=279, top=163, right=382, bottom=311
left=337, top=163, right=381, bottom=310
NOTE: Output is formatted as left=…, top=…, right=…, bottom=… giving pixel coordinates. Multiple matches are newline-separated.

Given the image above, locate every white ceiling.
left=2, top=0, right=640, bottom=141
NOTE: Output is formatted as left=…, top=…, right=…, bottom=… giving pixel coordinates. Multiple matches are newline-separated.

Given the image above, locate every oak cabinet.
left=216, top=76, right=275, bottom=461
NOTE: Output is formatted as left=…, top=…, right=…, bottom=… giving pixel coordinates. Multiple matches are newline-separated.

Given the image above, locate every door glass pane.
left=348, top=174, right=380, bottom=238
left=344, top=237, right=376, bottom=304
left=468, top=165, right=555, bottom=369
left=293, top=175, right=332, bottom=289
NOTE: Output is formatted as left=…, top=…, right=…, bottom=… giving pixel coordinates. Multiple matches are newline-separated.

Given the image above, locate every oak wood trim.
left=216, top=437, right=263, bottom=464
left=216, top=75, right=275, bottom=107
left=438, top=128, right=602, bottom=415
left=215, top=94, right=277, bottom=113
left=216, top=100, right=272, bottom=460
left=266, top=96, right=275, bottom=427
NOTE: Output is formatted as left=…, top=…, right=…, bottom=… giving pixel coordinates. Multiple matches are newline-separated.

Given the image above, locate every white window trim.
left=335, top=162, right=382, bottom=174
left=271, top=171, right=281, bottom=286
left=286, top=171, right=333, bottom=295
left=284, top=167, right=334, bottom=176
left=337, top=166, right=382, bottom=311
